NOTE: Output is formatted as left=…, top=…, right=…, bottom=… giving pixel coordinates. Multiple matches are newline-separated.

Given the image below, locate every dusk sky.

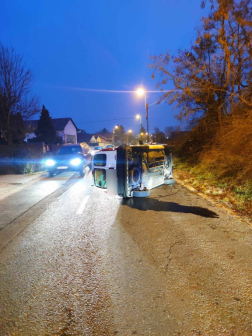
left=1, top=0, right=208, bottom=134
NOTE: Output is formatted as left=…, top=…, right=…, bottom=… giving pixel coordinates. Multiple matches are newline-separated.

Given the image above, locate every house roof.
left=52, top=118, right=78, bottom=131
left=24, top=118, right=78, bottom=132
left=94, top=133, right=113, bottom=141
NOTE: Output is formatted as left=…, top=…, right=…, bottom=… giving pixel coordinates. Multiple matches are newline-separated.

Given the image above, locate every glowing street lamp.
left=136, top=88, right=145, bottom=96
left=113, top=125, right=119, bottom=144
left=135, top=114, right=142, bottom=128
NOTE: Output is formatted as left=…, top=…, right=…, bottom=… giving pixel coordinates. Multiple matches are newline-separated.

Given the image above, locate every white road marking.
left=76, top=195, right=90, bottom=215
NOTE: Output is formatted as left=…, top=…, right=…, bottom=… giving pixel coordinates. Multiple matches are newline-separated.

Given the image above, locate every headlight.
left=91, top=150, right=95, bottom=155
left=70, top=158, right=82, bottom=166
left=46, top=159, right=56, bottom=166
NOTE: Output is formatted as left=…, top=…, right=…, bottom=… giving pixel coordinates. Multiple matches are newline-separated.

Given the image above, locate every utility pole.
left=145, top=102, right=149, bottom=142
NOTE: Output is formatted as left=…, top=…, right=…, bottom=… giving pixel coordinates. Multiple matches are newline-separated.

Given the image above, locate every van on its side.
left=92, top=144, right=175, bottom=198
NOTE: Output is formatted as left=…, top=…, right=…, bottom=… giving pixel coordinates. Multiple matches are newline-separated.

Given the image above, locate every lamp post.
left=112, top=125, right=119, bottom=145
left=136, top=88, right=149, bottom=142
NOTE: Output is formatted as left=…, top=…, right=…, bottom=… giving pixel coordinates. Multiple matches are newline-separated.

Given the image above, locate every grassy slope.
left=174, top=158, right=252, bottom=220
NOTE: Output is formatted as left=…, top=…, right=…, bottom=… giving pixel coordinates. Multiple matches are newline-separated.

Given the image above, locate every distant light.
left=115, top=125, right=119, bottom=129
left=136, top=88, right=145, bottom=96
left=141, top=133, right=144, bottom=135
left=46, top=159, right=55, bottom=166
left=146, top=132, right=148, bottom=135
left=136, top=114, right=141, bottom=119
left=128, top=129, right=132, bottom=133
left=71, top=158, right=82, bottom=166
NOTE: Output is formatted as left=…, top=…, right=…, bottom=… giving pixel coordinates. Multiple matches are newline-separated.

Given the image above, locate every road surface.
left=0, top=171, right=252, bottom=335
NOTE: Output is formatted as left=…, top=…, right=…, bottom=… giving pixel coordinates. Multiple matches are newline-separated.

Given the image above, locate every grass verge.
left=174, top=158, right=252, bottom=221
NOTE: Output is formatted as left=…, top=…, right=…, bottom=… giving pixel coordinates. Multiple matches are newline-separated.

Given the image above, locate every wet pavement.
left=0, top=171, right=252, bottom=335
left=0, top=171, right=76, bottom=230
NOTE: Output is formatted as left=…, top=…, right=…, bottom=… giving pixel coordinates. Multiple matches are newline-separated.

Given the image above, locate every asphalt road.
left=0, top=171, right=252, bottom=335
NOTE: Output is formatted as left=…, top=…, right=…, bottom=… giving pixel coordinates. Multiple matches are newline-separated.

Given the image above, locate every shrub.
left=0, top=143, right=44, bottom=174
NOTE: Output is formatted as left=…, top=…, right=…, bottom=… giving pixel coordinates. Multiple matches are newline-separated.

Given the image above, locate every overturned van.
left=92, top=144, right=175, bottom=198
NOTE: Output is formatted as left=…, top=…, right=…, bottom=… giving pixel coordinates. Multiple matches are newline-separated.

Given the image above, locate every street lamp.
left=112, top=125, right=119, bottom=144
left=127, top=129, right=132, bottom=144
left=136, top=87, right=149, bottom=142
left=136, top=88, right=145, bottom=96
left=135, top=114, right=142, bottom=127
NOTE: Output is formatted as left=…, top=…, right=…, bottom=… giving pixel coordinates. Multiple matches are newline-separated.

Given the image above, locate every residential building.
left=24, top=118, right=78, bottom=144
left=90, top=133, right=112, bottom=146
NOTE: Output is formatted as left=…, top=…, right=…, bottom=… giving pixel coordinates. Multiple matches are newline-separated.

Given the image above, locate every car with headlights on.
left=45, top=144, right=89, bottom=177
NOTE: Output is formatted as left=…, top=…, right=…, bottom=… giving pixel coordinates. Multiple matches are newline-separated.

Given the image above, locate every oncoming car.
left=45, top=144, right=90, bottom=177
left=92, top=144, right=175, bottom=198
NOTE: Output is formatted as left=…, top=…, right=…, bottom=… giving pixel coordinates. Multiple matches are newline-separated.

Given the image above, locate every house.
left=24, top=118, right=78, bottom=144
left=90, top=133, right=113, bottom=146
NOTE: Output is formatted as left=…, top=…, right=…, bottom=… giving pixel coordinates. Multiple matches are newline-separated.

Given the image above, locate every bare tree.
left=164, top=126, right=176, bottom=138
left=150, top=0, right=252, bottom=130
left=0, top=44, right=39, bottom=144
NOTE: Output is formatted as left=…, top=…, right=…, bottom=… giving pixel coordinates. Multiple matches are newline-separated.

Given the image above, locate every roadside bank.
left=173, top=161, right=252, bottom=224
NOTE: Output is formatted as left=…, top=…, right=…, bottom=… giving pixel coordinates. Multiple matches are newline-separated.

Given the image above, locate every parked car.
left=104, top=144, right=114, bottom=149
left=91, top=146, right=104, bottom=156
left=45, top=144, right=91, bottom=177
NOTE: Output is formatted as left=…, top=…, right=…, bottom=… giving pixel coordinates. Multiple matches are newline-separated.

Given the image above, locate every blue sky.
left=1, top=0, right=208, bottom=134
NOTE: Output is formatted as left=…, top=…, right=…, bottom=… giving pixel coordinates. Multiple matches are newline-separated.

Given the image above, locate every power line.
left=52, top=84, right=175, bottom=94
left=76, top=116, right=136, bottom=124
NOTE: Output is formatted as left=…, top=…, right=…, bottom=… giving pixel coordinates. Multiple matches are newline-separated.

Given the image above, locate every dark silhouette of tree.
left=99, top=128, right=110, bottom=134
left=153, top=127, right=166, bottom=143
left=164, top=126, right=176, bottom=138
left=0, top=43, right=39, bottom=144
left=35, top=106, right=58, bottom=144
left=114, top=125, right=125, bottom=141
left=119, top=125, right=125, bottom=135
left=10, top=112, right=25, bottom=144
left=139, top=125, right=146, bottom=134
